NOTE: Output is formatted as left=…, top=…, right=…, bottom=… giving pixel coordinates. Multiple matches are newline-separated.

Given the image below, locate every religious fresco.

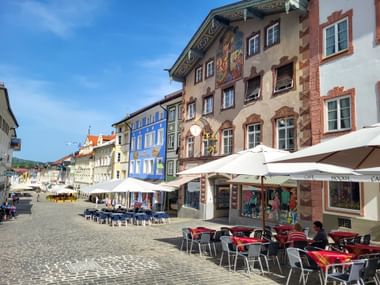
left=215, top=29, right=244, bottom=87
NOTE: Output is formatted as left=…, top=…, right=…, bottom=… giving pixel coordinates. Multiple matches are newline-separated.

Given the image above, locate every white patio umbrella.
left=269, top=123, right=380, bottom=169
left=10, top=184, right=33, bottom=191
left=179, top=144, right=355, bottom=228
left=56, top=188, right=77, bottom=195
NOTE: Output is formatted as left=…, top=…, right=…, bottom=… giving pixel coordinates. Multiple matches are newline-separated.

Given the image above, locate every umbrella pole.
left=261, top=176, right=265, bottom=230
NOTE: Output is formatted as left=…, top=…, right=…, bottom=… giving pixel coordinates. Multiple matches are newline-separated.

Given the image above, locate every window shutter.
left=275, top=63, right=293, bottom=92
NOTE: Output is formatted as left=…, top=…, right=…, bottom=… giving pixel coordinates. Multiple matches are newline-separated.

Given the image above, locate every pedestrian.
left=95, top=196, right=99, bottom=209
left=312, top=221, right=328, bottom=249
left=37, top=193, right=40, bottom=202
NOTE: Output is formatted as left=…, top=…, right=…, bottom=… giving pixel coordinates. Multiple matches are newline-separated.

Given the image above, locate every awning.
left=229, top=175, right=297, bottom=188
left=160, top=175, right=200, bottom=190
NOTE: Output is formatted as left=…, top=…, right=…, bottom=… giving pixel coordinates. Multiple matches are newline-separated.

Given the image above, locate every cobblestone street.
left=0, top=194, right=306, bottom=285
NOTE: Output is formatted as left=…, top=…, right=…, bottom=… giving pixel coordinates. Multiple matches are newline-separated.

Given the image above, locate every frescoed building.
left=0, top=83, right=20, bottom=204
left=169, top=0, right=311, bottom=222
left=306, top=0, right=380, bottom=233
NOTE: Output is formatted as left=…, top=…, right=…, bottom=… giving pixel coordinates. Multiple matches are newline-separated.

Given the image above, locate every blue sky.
left=0, top=0, right=234, bottom=162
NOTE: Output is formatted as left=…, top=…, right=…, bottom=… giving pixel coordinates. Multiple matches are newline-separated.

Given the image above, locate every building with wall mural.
left=169, top=0, right=311, bottom=222
left=306, top=0, right=380, bottom=233
left=0, top=83, right=19, bottom=204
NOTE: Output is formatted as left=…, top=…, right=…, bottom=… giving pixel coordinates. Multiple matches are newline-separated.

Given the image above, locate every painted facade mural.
left=215, top=29, right=244, bottom=87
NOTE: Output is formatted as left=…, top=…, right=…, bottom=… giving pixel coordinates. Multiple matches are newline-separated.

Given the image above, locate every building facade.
left=93, top=137, right=115, bottom=183
left=307, top=0, right=380, bottom=233
left=112, top=121, right=130, bottom=180
left=169, top=0, right=310, bottom=221
left=0, top=83, right=19, bottom=204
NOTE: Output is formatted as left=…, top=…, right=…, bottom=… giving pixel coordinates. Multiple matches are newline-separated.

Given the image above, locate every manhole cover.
left=66, top=260, right=102, bottom=273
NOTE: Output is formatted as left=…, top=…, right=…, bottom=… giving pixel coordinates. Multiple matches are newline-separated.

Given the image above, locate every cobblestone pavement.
left=0, top=193, right=318, bottom=285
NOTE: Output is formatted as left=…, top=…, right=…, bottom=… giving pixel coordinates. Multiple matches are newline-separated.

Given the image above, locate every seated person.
left=311, top=221, right=328, bottom=249
left=288, top=223, right=307, bottom=242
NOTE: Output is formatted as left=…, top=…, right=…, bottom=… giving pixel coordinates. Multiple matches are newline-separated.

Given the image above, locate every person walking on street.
left=95, top=196, right=99, bottom=209
left=37, top=193, right=40, bottom=202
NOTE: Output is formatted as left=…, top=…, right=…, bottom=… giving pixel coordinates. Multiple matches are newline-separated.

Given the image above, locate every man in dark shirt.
left=312, top=221, right=328, bottom=249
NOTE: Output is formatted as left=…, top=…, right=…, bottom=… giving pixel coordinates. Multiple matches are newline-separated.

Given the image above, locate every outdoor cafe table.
left=231, top=237, right=266, bottom=251
left=328, top=231, right=359, bottom=243
left=273, top=225, right=294, bottom=235
left=223, top=226, right=255, bottom=236
left=345, top=244, right=380, bottom=258
left=189, top=227, right=216, bottom=239
left=306, top=250, right=354, bottom=271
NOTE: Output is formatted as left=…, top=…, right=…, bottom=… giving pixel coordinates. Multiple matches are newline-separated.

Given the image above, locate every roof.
left=87, top=135, right=99, bottom=146
left=112, top=89, right=182, bottom=126
left=75, top=151, right=94, bottom=159
left=52, top=154, right=73, bottom=165
left=169, top=0, right=308, bottom=81
left=0, top=84, right=19, bottom=128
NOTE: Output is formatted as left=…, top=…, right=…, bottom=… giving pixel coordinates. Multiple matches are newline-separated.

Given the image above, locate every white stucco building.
left=93, top=137, right=115, bottom=183
left=0, top=84, right=19, bottom=204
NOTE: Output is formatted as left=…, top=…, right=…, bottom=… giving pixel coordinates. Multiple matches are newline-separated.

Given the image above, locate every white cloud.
left=15, top=0, right=105, bottom=38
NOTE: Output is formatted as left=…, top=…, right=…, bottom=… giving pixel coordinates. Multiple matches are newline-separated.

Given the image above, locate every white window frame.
left=168, top=107, right=176, bottom=122
left=130, top=160, right=135, bottom=174
left=202, top=137, right=211, bottom=156
left=135, top=160, right=141, bottom=174
left=325, top=96, right=352, bottom=132
left=222, top=87, right=234, bottom=109
left=118, top=135, right=122, bottom=145
left=187, top=102, right=196, bottom=120
left=157, top=128, right=164, bottom=145
left=167, top=160, right=174, bottom=176
left=276, top=117, right=295, bottom=151
left=206, top=60, right=214, bottom=78
left=266, top=22, right=280, bottom=47
left=248, top=34, right=260, bottom=56
left=156, top=157, right=163, bottom=175
left=195, top=66, right=202, bottom=83
left=187, top=136, right=194, bottom=157
left=137, top=135, right=142, bottom=150
left=246, top=123, right=261, bottom=149
left=117, top=152, right=121, bottom=162
left=323, top=17, right=349, bottom=57
left=144, top=132, right=154, bottom=148
left=168, top=134, right=175, bottom=149
left=131, top=137, right=136, bottom=151
left=222, top=128, right=233, bottom=155
left=203, top=96, right=213, bottom=115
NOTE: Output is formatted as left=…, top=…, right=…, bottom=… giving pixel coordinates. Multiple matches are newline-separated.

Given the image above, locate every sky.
left=0, top=0, right=234, bottom=162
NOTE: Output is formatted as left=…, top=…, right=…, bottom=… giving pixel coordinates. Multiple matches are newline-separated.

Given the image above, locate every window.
left=222, top=87, right=234, bottom=109
left=326, top=96, right=351, bottom=132
left=177, top=133, right=181, bottom=148
left=202, top=137, right=211, bottom=156
left=156, top=158, right=164, bottom=175
left=324, top=18, right=348, bottom=57
left=266, top=21, right=280, bottom=48
left=247, top=33, right=260, bottom=56
left=195, top=66, right=203, bottom=83
left=130, top=160, right=135, bottom=174
left=203, top=96, right=213, bottom=115
left=168, top=134, right=175, bottom=149
left=186, top=136, right=194, bottom=157
left=184, top=179, right=200, bottom=209
left=131, top=137, right=136, bottom=151
left=216, top=186, right=230, bottom=209
left=116, top=170, right=120, bottom=179
left=245, top=76, right=261, bottom=102
left=187, top=102, right=196, bottom=120
left=135, top=160, right=141, bottom=174
left=117, top=152, right=121, bottom=162
left=247, top=123, right=261, bottom=149
left=137, top=135, right=142, bottom=150
left=274, top=63, right=294, bottom=93
left=205, top=60, right=214, bottom=78
left=328, top=181, right=360, bottom=212
left=277, top=117, right=295, bottom=151
left=118, top=135, right=122, bottom=145
left=143, top=159, right=154, bottom=174
left=118, top=127, right=122, bottom=133
left=167, top=160, right=174, bottom=176
left=168, top=107, right=176, bottom=122
left=160, top=112, right=164, bottom=120
left=178, top=104, right=182, bottom=119
left=157, top=128, right=164, bottom=145
left=144, top=132, right=154, bottom=148
left=222, top=129, right=233, bottom=154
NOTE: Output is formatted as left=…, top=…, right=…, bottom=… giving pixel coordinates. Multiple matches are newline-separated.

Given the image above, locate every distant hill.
left=12, top=157, right=44, bottom=169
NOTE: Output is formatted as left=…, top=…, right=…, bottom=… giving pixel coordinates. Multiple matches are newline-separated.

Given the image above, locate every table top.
left=273, top=225, right=294, bottom=234
left=345, top=243, right=380, bottom=258
left=307, top=250, right=354, bottom=271
left=232, top=237, right=265, bottom=245
left=227, top=226, right=255, bottom=233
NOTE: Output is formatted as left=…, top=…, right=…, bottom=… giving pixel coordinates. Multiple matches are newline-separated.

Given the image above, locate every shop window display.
left=241, top=186, right=298, bottom=224
left=328, top=181, right=360, bottom=211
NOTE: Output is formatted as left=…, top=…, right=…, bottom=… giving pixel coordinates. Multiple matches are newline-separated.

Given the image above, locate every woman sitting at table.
left=288, top=223, right=307, bottom=242
left=312, top=221, right=328, bottom=249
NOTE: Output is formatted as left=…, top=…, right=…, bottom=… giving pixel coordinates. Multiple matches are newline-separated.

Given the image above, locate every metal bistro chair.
left=219, top=236, right=233, bottom=271
left=84, top=209, right=92, bottom=220
left=97, top=212, right=108, bottom=224
left=118, top=214, right=128, bottom=227
left=180, top=228, right=192, bottom=254
left=234, top=243, right=265, bottom=275
left=324, top=259, right=366, bottom=285
left=190, top=232, right=213, bottom=257
left=363, top=234, right=371, bottom=245
left=111, top=215, right=120, bottom=227
left=261, top=241, right=282, bottom=274
left=286, top=248, right=323, bottom=285
left=360, top=256, right=380, bottom=285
